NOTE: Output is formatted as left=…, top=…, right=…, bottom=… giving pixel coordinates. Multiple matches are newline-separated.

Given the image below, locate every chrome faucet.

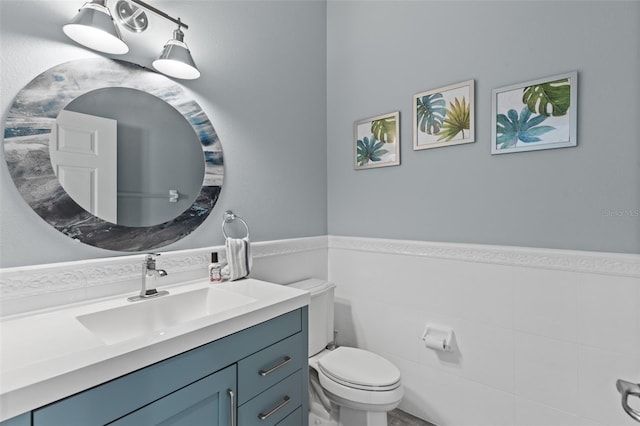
left=128, top=253, right=169, bottom=302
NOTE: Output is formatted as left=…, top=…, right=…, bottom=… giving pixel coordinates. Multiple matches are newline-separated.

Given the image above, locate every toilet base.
left=308, top=406, right=388, bottom=426
left=309, top=393, right=390, bottom=426
left=309, top=396, right=338, bottom=426
left=309, top=410, right=338, bottom=426
left=339, top=406, right=388, bottom=426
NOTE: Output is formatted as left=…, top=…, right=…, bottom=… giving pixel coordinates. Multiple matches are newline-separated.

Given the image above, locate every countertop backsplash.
left=0, top=236, right=328, bottom=316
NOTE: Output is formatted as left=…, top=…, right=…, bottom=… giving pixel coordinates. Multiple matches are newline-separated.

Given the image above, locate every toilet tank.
left=288, top=279, right=335, bottom=356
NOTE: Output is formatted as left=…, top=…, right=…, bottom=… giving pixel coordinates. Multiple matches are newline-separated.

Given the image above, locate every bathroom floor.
left=388, top=409, right=435, bottom=426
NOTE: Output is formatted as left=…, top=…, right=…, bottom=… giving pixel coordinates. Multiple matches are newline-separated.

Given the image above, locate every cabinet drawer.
left=276, top=407, right=303, bottom=426
left=238, top=332, right=305, bottom=404
left=238, top=370, right=302, bottom=426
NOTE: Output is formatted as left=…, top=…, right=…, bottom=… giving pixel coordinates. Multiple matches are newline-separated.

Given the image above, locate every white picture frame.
left=491, top=71, right=578, bottom=154
left=413, top=80, right=475, bottom=150
left=354, top=111, right=400, bottom=170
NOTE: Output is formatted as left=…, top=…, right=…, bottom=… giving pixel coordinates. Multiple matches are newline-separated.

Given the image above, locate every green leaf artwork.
left=357, top=135, right=388, bottom=166
left=522, top=78, right=571, bottom=117
left=416, top=93, right=446, bottom=135
left=496, top=106, right=555, bottom=149
left=437, top=97, right=470, bottom=142
left=371, top=118, right=397, bottom=144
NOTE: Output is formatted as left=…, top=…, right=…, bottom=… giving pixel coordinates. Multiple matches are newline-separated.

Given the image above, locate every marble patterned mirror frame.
left=3, top=58, right=224, bottom=252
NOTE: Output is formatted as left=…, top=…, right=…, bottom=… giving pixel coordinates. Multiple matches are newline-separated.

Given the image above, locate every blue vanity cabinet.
left=0, top=414, right=29, bottom=426
left=110, top=364, right=236, bottom=426
left=17, top=307, right=308, bottom=426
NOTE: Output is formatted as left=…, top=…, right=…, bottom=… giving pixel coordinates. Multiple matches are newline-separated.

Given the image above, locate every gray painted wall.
left=0, top=1, right=327, bottom=267
left=2, top=1, right=639, bottom=268
left=327, top=1, right=640, bottom=254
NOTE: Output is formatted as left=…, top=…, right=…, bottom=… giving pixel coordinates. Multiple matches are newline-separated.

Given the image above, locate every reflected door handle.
left=617, top=379, right=640, bottom=423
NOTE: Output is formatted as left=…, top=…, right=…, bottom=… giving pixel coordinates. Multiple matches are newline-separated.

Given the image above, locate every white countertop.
left=0, top=278, right=309, bottom=421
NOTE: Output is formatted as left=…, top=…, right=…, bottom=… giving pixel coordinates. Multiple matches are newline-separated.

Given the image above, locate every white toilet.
left=288, top=279, right=404, bottom=426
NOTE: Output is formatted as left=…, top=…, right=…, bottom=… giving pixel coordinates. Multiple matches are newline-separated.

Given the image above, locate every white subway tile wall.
left=329, top=236, right=640, bottom=426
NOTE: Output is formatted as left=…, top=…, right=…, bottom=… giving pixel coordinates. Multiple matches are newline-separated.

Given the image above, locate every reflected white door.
left=49, top=110, right=118, bottom=223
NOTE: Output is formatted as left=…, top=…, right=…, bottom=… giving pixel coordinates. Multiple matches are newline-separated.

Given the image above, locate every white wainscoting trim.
left=329, top=235, right=640, bottom=278
left=253, top=235, right=327, bottom=258
left=3, top=234, right=636, bottom=314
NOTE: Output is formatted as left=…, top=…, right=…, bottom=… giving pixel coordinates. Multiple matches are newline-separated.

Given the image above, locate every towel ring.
left=222, top=210, right=250, bottom=239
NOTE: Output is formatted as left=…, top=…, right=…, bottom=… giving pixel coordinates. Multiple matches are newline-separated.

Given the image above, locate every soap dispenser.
left=208, top=252, right=222, bottom=282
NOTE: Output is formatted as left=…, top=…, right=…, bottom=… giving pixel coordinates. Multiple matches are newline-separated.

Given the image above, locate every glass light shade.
left=63, top=2, right=129, bottom=55
left=153, top=38, right=200, bottom=80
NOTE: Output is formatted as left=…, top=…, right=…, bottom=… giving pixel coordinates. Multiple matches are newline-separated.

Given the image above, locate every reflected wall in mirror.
left=3, top=58, right=224, bottom=251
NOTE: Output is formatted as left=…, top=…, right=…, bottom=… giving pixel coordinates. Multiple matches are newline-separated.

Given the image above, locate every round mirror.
left=3, top=58, right=224, bottom=251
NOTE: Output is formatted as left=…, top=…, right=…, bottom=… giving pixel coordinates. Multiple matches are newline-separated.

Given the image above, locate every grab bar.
left=118, top=189, right=179, bottom=202
left=617, top=379, right=640, bottom=422
left=222, top=210, right=249, bottom=239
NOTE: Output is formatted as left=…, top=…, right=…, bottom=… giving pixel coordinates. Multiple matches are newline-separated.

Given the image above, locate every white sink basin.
left=76, top=287, right=257, bottom=345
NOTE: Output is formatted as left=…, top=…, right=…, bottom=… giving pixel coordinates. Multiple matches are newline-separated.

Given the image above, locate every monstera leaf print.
left=371, top=118, right=397, bottom=144
left=417, top=93, right=446, bottom=135
left=437, top=97, right=470, bottom=142
left=496, top=107, right=555, bottom=149
left=522, top=78, right=571, bottom=117
left=357, top=135, right=388, bottom=166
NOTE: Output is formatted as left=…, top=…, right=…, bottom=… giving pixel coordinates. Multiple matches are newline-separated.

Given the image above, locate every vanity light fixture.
left=152, top=23, right=200, bottom=80
left=63, top=0, right=200, bottom=80
left=63, top=0, right=129, bottom=55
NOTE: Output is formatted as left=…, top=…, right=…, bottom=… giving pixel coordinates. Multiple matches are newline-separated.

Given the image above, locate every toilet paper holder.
left=421, top=324, right=454, bottom=352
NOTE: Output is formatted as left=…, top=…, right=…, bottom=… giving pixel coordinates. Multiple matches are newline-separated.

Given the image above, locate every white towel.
left=222, top=237, right=251, bottom=281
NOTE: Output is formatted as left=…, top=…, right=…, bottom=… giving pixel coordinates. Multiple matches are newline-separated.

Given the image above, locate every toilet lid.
left=317, top=347, right=401, bottom=389
left=288, top=278, right=335, bottom=295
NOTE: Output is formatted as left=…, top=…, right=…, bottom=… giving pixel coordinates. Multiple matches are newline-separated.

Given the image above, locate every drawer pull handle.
left=258, top=395, right=290, bottom=420
left=258, top=356, right=292, bottom=376
left=227, top=389, right=236, bottom=426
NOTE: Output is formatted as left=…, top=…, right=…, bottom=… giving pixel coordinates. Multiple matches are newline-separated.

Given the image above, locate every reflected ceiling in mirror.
left=3, top=58, right=224, bottom=251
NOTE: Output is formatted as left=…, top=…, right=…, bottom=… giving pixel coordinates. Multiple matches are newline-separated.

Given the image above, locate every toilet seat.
left=288, top=277, right=404, bottom=423
left=318, top=347, right=401, bottom=391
